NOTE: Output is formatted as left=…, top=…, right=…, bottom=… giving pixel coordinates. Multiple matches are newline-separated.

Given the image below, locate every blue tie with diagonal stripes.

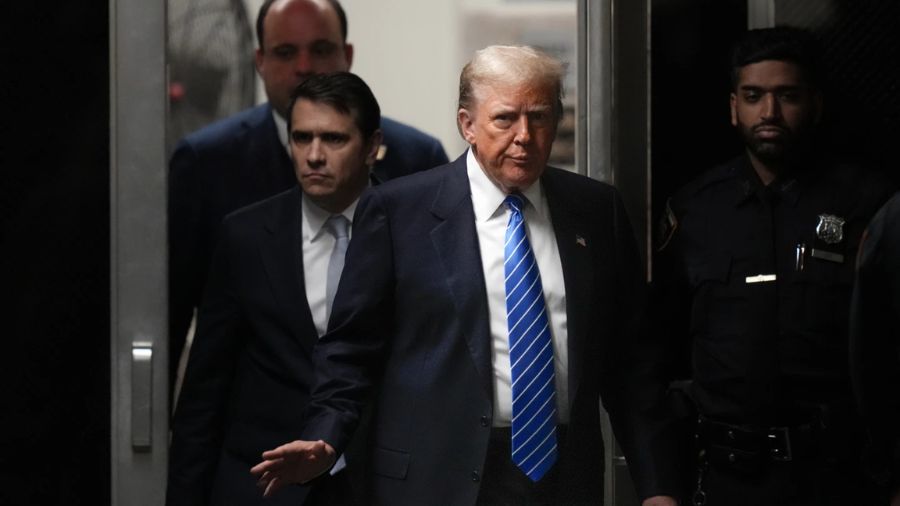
left=503, top=193, right=558, bottom=482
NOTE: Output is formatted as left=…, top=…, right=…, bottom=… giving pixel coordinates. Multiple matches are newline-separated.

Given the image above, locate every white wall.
left=243, top=0, right=576, bottom=159
left=341, top=0, right=467, bottom=158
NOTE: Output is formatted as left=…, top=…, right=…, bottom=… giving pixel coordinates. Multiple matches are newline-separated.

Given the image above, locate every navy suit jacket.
left=168, top=187, right=351, bottom=506
left=301, top=155, right=680, bottom=504
left=168, top=103, right=449, bottom=386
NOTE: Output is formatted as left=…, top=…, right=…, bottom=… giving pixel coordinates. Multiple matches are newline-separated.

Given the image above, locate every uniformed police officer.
left=654, top=26, right=895, bottom=505
left=850, top=192, right=900, bottom=506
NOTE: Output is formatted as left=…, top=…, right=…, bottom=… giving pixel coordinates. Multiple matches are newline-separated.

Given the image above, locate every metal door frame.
left=578, top=0, right=650, bottom=504
left=110, top=0, right=169, bottom=502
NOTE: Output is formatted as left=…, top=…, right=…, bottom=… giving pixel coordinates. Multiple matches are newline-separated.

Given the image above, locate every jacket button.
left=480, top=416, right=489, bottom=427
left=471, top=471, right=480, bottom=482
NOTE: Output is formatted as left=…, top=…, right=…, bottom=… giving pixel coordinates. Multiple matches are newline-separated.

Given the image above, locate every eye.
left=321, top=132, right=350, bottom=145
left=743, top=90, right=761, bottom=103
left=310, top=41, right=338, bottom=58
left=778, top=91, right=801, bottom=103
left=271, top=45, right=296, bottom=60
left=291, top=131, right=312, bottom=144
left=528, top=111, right=550, bottom=125
left=492, top=114, right=513, bottom=128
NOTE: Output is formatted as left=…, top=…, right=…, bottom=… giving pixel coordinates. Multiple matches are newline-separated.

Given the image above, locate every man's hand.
left=642, top=495, right=678, bottom=506
left=249, top=440, right=337, bottom=498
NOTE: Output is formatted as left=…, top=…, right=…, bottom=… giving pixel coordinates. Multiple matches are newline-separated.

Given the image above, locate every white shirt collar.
left=465, top=148, right=545, bottom=222
left=301, top=193, right=359, bottom=243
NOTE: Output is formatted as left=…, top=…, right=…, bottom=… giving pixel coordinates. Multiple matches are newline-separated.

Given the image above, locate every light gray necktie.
left=323, top=214, right=351, bottom=474
left=324, top=214, right=351, bottom=320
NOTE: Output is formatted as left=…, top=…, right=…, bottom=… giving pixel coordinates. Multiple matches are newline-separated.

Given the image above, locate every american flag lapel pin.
left=575, top=235, right=586, bottom=247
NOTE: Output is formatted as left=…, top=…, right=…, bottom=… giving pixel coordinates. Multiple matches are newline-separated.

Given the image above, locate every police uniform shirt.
left=657, top=154, right=894, bottom=425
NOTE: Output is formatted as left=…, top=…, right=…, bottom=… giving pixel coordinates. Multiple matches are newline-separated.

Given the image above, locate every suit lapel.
left=543, top=171, right=593, bottom=409
left=429, top=158, right=494, bottom=398
left=258, top=187, right=318, bottom=354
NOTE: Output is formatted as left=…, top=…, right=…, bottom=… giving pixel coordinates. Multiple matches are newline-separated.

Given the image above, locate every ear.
left=458, top=108, right=477, bottom=145
left=343, top=43, right=355, bottom=69
left=255, top=47, right=265, bottom=75
left=364, top=128, right=384, bottom=167
left=730, top=92, right=738, bottom=127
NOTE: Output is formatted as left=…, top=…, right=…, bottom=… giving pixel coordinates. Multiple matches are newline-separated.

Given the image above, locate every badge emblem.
left=816, top=214, right=845, bottom=244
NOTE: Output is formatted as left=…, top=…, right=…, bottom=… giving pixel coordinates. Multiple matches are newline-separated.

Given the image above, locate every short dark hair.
left=256, top=0, right=348, bottom=49
left=730, top=26, right=823, bottom=90
left=287, top=72, right=381, bottom=139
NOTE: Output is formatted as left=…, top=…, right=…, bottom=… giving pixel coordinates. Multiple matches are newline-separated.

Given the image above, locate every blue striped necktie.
left=503, top=193, right=558, bottom=482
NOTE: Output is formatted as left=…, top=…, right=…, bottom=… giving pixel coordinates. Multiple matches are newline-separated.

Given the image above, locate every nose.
left=294, top=50, right=312, bottom=75
left=760, top=93, right=781, bottom=121
left=513, top=117, right=532, bottom=146
left=306, top=138, right=325, bottom=168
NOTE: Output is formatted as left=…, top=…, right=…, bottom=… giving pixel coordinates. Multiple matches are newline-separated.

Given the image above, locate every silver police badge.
left=816, top=214, right=845, bottom=244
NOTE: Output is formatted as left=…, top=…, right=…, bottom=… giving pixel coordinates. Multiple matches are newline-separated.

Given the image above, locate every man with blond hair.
left=252, top=45, right=680, bottom=505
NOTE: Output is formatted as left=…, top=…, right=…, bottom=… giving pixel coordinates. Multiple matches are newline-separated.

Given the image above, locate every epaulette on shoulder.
left=656, top=160, right=741, bottom=252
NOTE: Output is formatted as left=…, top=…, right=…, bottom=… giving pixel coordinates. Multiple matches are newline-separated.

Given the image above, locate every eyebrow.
left=738, top=84, right=804, bottom=91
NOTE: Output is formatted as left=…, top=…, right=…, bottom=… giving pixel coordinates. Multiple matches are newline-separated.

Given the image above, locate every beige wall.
left=244, top=0, right=576, bottom=160
left=341, top=0, right=467, bottom=158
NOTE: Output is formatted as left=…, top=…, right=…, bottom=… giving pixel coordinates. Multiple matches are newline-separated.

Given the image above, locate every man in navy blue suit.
left=252, top=46, right=679, bottom=506
left=168, top=72, right=384, bottom=506
left=168, top=0, right=448, bottom=389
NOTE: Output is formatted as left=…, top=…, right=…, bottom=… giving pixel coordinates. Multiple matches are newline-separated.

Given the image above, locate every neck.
left=747, top=153, right=776, bottom=186
left=746, top=149, right=800, bottom=187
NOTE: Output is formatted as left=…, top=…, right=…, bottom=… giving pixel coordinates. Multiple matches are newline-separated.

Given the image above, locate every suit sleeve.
left=168, top=139, right=207, bottom=388
left=850, top=195, right=900, bottom=496
left=600, top=188, right=684, bottom=501
left=167, top=220, right=245, bottom=506
left=300, top=189, right=395, bottom=453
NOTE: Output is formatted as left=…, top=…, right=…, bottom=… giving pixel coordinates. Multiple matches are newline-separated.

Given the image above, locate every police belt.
left=696, top=415, right=820, bottom=468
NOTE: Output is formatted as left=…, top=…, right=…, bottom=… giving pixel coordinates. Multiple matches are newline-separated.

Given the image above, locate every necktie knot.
left=505, top=194, right=526, bottom=215
left=324, top=214, right=350, bottom=239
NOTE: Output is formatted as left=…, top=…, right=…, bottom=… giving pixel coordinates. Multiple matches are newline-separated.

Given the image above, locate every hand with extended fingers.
left=249, top=439, right=336, bottom=498
left=642, top=495, right=679, bottom=506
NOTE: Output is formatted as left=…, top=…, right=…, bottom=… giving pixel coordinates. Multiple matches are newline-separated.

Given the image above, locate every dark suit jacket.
left=301, top=156, right=680, bottom=505
left=167, top=187, right=316, bottom=506
left=850, top=191, right=900, bottom=496
left=168, top=103, right=449, bottom=387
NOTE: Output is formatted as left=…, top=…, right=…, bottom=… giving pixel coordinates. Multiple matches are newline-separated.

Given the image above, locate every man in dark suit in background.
left=850, top=192, right=900, bottom=506
left=168, top=0, right=449, bottom=390
left=252, top=45, right=679, bottom=506
left=167, top=72, right=382, bottom=506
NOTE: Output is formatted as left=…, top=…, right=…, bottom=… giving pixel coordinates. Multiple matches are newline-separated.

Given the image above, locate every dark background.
left=650, top=0, right=900, bottom=232
left=0, top=2, right=111, bottom=505
left=0, top=0, right=897, bottom=504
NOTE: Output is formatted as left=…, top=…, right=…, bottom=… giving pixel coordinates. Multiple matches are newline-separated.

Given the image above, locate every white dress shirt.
left=466, top=149, right=570, bottom=426
left=301, top=194, right=358, bottom=337
left=301, top=193, right=358, bottom=475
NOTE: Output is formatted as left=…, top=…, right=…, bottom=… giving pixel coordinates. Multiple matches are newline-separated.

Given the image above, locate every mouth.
left=301, top=173, right=330, bottom=182
left=753, top=125, right=786, bottom=140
